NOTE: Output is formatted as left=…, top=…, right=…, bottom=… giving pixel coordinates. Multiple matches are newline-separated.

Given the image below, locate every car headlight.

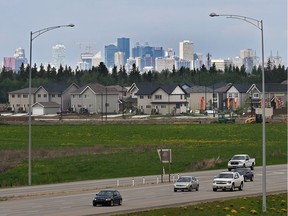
left=105, top=198, right=111, bottom=201
left=213, top=181, right=216, bottom=183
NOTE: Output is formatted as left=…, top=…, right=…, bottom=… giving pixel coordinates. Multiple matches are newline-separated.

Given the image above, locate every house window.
left=38, top=94, right=41, bottom=98
left=12, top=94, right=15, bottom=98
left=77, top=105, right=82, bottom=107
left=44, top=94, right=47, bottom=98
left=228, top=93, right=232, bottom=98
left=18, top=94, right=21, bottom=98
left=105, top=103, right=109, bottom=107
left=176, top=103, right=180, bottom=108
left=155, top=95, right=162, bottom=100
left=146, top=105, right=151, bottom=108
left=52, top=94, right=55, bottom=98
left=148, top=95, right=151, bottom=99
left=140, top=95, right=144, bottom=99
left=161, top=105, right=166, bottom=108
left=235, top=93, right=239, bottom=98
left=89, top=104, right=93, bottom=107
left=58, top=94, right=61, bottom=97
left=23, top=94, right=28, bottom=98
left=253, top=93, right=259, bottom=98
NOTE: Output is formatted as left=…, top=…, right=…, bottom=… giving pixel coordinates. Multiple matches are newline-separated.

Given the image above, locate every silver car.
left=174, top=176, right=199, bottom=192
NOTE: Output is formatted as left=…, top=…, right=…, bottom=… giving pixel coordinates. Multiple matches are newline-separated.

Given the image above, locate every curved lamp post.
left=209, top=13, right=266, bottom=212
left=28, top=24, right=75, bottom=186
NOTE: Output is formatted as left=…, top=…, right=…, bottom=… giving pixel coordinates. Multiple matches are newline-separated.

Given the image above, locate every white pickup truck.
left=227, top=154, right=255, bottom=171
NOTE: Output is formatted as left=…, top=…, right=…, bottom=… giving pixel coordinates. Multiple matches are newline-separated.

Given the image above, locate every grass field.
left=0, top=123, right=287, bottom=187
left=115, top=193, right=287, bottom=216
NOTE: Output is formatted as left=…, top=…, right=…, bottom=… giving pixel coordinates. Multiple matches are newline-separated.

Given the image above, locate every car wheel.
left=239, top=182, right=243, bottom=191
left=196, top=185, right=199, bottom=191
left=110, top=200, right=114, bottom=206
left=251, top=176, right=254, bottom=181
left=174, top=189, right=177, bottom=192
left=228, top=168, right=231, bottom=171
left=244, top=176, right=247, bottom=182
left=188, top=186, right=192, bottom=192
left=230, top=183, right=235, bottom=191
left=251, top=164, right=254, bottom=170
left=119, top=199, right=122, bottom=205
left=93, top=203, right=96, bottom=207
left=213, top=188, right=217, bottom=192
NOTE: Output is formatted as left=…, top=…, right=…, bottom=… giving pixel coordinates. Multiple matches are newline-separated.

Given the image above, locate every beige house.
left=130, top=83, right=188, bottom=115
left=70, top=83, right=119, bottom=114
left=8, top=83, right=79, bottom=114
left=8, top=87, right=37, bottom=113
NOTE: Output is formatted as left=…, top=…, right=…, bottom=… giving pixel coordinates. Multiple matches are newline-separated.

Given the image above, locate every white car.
left=212, top=171, right=244, bottom=191
left=174, top=176, right=199, bottom=192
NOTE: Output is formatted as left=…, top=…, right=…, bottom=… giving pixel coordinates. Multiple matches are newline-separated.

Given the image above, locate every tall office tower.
left=114, top=51, right=125, bottom=69
left=179, top=40, right=194, bottom=62
left=105, top=44, right=118, bottom=68
left=79, top=52, right=93, bottom=70
left=92, top=51, right=102, bottom=67
left=135, top=57, right=143, bottom=72
left=117, top=37, right=130, bottom=62
left=240, top=49, right=256, bottom=73
left=51, top=44, right=66, bottom=69
left=14, top=48, right=28, bottom=71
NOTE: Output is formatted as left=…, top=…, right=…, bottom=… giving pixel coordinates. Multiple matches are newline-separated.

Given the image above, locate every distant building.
left=155, top=57, right=175, bottom=72
left=114, top=51, right=125, bottom=69
left=117, top=37, right=130, bottom=62
left=105, top=44, right=118, bottom=68
left=211, top=59, right=233, bottom=72
left=3, top=48, right=27, bottom=71
left=179, top=40, right=194, bottom=61
left=92, top=51, right=102, bottom=67
left=51, top=44, right=66, bottom=69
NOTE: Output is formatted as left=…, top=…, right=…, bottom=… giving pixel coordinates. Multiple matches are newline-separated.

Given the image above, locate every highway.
left=0, top=164, right=286, bottom=216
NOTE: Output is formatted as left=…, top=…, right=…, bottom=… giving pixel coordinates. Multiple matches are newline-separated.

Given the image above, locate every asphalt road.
left=0, top=164, right=286, bottom=216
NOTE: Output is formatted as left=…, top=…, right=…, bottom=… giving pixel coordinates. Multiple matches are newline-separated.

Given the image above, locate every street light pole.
left=209, top=12, right=266, bottom=212
left=28, top=24, right=74, bottom=186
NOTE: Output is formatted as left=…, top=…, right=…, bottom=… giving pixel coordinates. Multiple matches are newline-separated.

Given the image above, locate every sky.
left=1, top=0, right=287, bottom=69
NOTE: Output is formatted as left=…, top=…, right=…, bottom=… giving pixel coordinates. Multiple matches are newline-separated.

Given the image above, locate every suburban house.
left=8, top=87, right=38, bottom=113
left=247, top=83, right=287, bottom=110
left=225, top=83, right=252, bottom=110
left=130, top=82, right=188, bottom=115
left=34, top=83, right=79, bottom=112
left=8, top=82, right=79, bottom=114
left=185, top=85, right=213, bottom=111
left=70, top=83, right=120, bottom=114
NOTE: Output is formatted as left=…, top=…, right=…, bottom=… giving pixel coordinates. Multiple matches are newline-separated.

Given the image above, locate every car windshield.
left=232, top=155, right=245, bottom=160
left=98, top=191, right=113, bottom=196
left=218, top=173, right=233, bottom=178
left=177, top=177, right=191, bottom=182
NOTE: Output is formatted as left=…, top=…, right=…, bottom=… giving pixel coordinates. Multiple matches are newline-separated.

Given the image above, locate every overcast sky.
left=1, top=0, right=287, bottom=68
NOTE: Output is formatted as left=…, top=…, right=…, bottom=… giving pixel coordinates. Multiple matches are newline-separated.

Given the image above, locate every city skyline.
left=0, top=0, right=287, bottom=68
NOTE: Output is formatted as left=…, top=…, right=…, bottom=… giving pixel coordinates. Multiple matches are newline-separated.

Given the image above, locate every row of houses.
left=8, top=81, right=287, bottom=116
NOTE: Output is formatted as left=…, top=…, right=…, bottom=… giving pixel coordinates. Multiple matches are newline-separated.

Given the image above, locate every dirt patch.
left=188, top=157, right=222, bottom=171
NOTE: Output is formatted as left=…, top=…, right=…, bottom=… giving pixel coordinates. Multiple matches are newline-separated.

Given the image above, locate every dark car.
left=92, top=190, right=122, bottom=206
left=233, top=167, right=254, bottom=182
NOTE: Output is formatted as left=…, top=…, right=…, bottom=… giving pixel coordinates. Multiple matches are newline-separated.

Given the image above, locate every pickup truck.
left=212, top=171, right=244, bottom=191
left=227, top=154, right=255, bottom=171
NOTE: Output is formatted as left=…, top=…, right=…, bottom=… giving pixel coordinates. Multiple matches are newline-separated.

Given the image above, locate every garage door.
left=32, top=107, right=44, bottom=115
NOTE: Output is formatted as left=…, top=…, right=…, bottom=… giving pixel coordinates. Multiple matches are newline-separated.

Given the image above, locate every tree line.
left=0, top=59, right=286, bottom=103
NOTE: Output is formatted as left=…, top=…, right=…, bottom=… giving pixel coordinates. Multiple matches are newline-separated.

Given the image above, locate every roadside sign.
left=157, top=149, right=172, bottom=163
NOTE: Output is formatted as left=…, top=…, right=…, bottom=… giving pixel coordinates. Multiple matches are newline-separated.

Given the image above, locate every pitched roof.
left=40, top=82, right=77, bottom=93
left=228, top=83, right=252, bottom=93
left=185, top=85, right=213, bottom=93
left=135, top=83, right=185, bottom=95
left=71, top=83, right=118, bottom=94
left=32, top=102, right=60, bottom=108
left=255, top=83, right=287, bottom=92
left=8, top=88, right=38, bottom=94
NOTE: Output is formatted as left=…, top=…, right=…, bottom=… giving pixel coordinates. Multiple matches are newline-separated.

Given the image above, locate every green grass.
left=116, top=193, right=287, bottom=216
left=0, top=123, right=286, bottom=186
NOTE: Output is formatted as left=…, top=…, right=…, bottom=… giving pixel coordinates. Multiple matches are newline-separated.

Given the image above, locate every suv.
left=174, top=176, right=199, bottom=192
left=212, top=171, right=244, bottom=191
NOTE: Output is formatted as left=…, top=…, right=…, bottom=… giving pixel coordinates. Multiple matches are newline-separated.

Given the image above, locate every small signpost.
left=157, top=149, right=172, bottom=182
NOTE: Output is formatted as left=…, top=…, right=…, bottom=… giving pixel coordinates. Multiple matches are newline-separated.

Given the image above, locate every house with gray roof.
left=8, top=87, right=38, bottom=113
left=70, top=83, right=119, bottom=114
left=133, top=83, right=188, bottom=115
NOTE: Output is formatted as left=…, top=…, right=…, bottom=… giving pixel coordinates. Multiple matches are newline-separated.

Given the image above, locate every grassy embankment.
left=0, top=124, right=286, bottom=186
left=115, top=193, right=287, bottom=216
